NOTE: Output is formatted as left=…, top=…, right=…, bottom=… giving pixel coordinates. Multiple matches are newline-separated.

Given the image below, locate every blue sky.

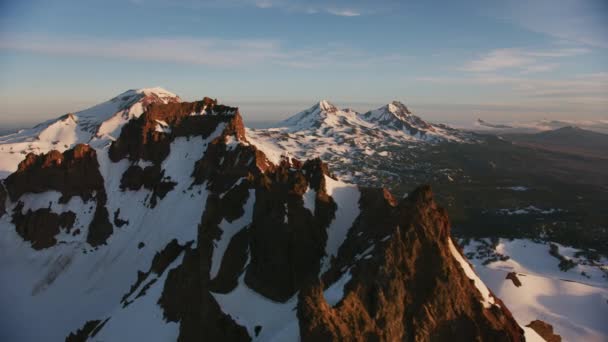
left=0, top=0, right=606, bottom=126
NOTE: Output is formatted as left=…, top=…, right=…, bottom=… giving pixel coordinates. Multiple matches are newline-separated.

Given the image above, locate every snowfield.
left=462, top=238, right=608, bottom=341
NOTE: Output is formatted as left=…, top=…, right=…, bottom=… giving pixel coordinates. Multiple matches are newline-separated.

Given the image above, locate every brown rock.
left=66, top=318, right=108, bottom=342
left=506, top=272, right=522, bottom=287
left=298, top=185, right=524, bottom=341
left=0, top=183, right=6, bottom=217
left=526, top=320, right=561, bottom=342
left=5, top=144, right=113, bottom=247
left=11, top=202, right=76, bottom=250
left=121, top=239, right=191, bottom=307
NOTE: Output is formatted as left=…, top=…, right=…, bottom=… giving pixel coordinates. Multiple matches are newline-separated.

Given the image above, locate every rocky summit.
left=0, top=89, right=543, bottom=341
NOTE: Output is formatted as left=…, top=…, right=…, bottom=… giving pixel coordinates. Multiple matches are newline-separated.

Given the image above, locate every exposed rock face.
left=526, top=320, right=561, bottom=342
left=109, top=97, right=239, bottom=164
left=6, top=144, right=103, bottom=202
left=0, top=183, right=6, bottom=217
left=5, top=144, right=112, bottom=247
left=506, top=272, right=522, bottom=287
left=122, top=239, right=192, bottom=307
left=243, top=158, right=336, bottom=302
left=66, top=319, right=108, bottom=342
left=298, top=186, right=523, bottom=341
left=11, top=203, right=76, bottom=250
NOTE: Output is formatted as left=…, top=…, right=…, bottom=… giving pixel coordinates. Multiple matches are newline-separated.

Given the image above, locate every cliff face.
left=4, top=144, right=112, bottom=248
left=298, top=186, right=522, bottom=341
left=0, top=97, right=527, bottom=341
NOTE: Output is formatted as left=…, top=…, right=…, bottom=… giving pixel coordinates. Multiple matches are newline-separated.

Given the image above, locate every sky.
left=0, top=0, right=606, bottom=127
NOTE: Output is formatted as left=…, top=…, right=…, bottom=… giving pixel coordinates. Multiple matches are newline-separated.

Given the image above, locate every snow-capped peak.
left=317, top=99, right=338, bottom=113
left=386, top=101, right=412, bottom=117
left=274, top=100, right=346, bottom=130
left=362, top=101, right=436, bottom=134
left=0, top=87, right=182, bottom=177
left=137, top=87, right=178, bottom=98
left=363, top=101, right=414, bottom=123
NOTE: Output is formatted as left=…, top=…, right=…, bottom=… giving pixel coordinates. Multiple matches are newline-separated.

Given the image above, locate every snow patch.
left=324, top=270, right=352, bottom=306
left=211, top=273, right=299, bottom=341
left=302, top=187, right=316, bottom=214
left=209, top=189, right=255, bottom=280
left=321, top=175, right=360, bottom=272
left=463, top=238, right=608, bottom=341
left=92, top=253, right=184, bottom=341
left=448, top=238, right=497, bottom=309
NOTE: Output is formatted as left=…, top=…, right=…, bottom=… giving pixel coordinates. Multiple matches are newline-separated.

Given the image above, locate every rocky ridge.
left=0, top=89, right=540, bottom=341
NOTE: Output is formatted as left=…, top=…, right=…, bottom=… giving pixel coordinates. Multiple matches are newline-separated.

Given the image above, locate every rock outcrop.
left=526, top=320, right=561, bottom=342
left=298, top=186, right=523, bottom=341
left=5, top=144, right=112, bottom=247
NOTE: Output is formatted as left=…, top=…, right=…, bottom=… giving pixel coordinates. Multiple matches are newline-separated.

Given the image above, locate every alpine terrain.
left=0, top=88, right=552, bottom=341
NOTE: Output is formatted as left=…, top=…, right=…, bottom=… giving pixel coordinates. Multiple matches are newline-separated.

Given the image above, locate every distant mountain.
left=473, top=118, right=608, bottom=135
left=0, top=89, right=531, bottom=341
left=362, top=101, right=463, bottom=140
left=275, top=99, right=468, bottom=142
left=475, top=118, right=513, bottom=129
left=248, top=100, right=474, bottom=185
left=503, top=126, right=608, bottom=159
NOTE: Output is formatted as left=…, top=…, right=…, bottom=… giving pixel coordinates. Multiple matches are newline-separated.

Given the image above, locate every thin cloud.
left=139, top=0, right=372, bottom=17
left=463, top=49, right=532, bottom=72
left=417, top=72, right=608, bottom=105
left=462, top=47, right=589, bottom=73
left=326, top=8, right=361, bottom=17
left=0, top=33, right=406, bottom=69
left=492, top=0, right=608, bottom=48
left=0, top=34, right=283, bottom=67
left=521, top=63, right=559, bottom=74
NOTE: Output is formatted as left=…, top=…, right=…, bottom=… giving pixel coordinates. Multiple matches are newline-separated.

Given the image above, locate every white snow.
left=225, top=134, right=240, bottom=151
left=302, top=187, right=316, bottom=214
left=0, top=121, right=218, bottom=341
left=154, top=120, right=171, bottom=134
left=211, top=273, right=300, bottom=341
left=355, top=244, right=375, bottom=261
left=523, top=327, right=546, bottom=342
left=497, top=206, right=561, bottom=215
left=0, top=87, right=179, bottom=179
left=92, top=253, right=184, bottom=341
left=12, top=191, right=96, bottom=247
left=244, top=127, right=289, bottom=165
left=246, top=100, right=470, bottom=185
left=321, top=175, right=360, bottom=273
left=448, top=238, right=497, bottom=309
left=209, top=189, right=255, bottom=280
left=462, top=238, right=608, bottom=341
left=324, top=269, right=352, bottom=306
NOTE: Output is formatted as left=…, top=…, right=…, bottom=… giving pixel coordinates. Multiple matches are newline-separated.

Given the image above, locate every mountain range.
left=1, top=87, right=606, bottom=341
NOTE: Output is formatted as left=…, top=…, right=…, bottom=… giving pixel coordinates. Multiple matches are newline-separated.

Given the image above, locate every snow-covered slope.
left=361, top=101, right=465, bottom=142
left=0, top=87, right=179, bottom=178
left=0, top=92, right=526, bottom=341
left=461, top=238, right=608, bottom=341
left=247, top=100, right=474, bottom=184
